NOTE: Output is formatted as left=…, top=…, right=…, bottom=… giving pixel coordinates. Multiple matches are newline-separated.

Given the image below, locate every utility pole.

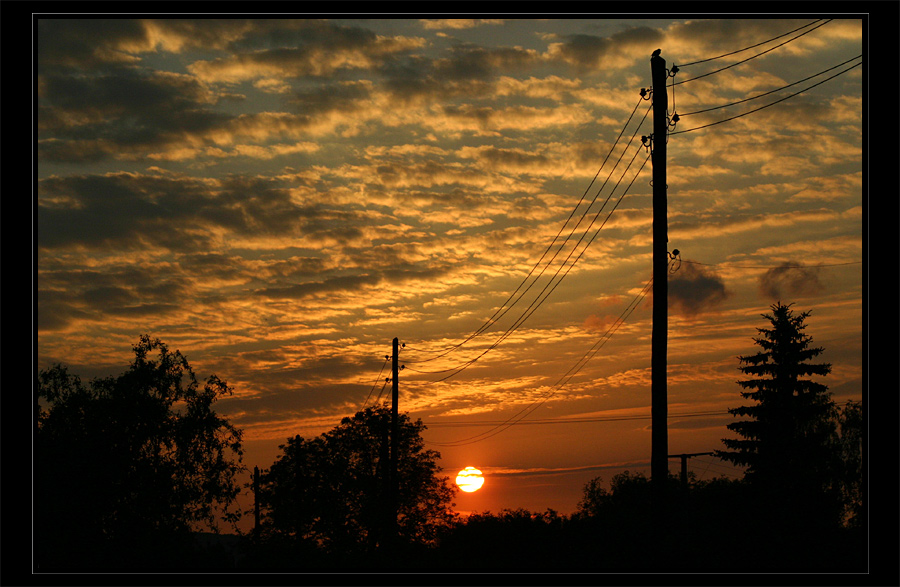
left=650, top=49, right=669, bottom=552
left=668, top=452, right=714, bottom=490
left=253, top=466, right=260, bottom=539
left=666, top=452, right=712, bottom=553
left=390, top=337, right=400, bottom=541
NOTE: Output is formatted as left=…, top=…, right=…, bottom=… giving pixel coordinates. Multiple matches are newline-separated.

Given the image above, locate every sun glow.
left=455, top=466, right=485, bottom=492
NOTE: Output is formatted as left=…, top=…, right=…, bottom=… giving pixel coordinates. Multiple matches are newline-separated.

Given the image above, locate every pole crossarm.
left=667, top=452, right=715, bottom=459
left=667, top=452, right=715, bottom=488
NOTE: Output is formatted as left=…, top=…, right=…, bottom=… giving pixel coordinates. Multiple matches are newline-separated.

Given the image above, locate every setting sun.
left=456, top=467, right=485, bottom=492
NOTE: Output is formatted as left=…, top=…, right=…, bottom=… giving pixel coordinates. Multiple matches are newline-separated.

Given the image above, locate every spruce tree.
left=717, top=302, right=842, bottom=532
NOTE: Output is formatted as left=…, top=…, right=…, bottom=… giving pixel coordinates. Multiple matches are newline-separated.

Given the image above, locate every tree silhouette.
left=834, top=399, right=863, bottom=527
left=255, top=404, right=456, bottom=564
left=35, top=335, right=245, bottom=570
left=433, top=508, right=569, bottom=571
left=717, top=302, right=847, bottom=557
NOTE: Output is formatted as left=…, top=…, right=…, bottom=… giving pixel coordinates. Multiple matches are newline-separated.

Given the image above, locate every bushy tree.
left=434, top=508, right=568, bottom=570
left=256, top=404, right=456, bottom=559
left=35, top=335, right=245, bottom=569
left=717, top=302, right=844, bottom=532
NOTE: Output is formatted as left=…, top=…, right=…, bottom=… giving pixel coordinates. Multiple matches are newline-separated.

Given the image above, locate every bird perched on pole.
left=652, top=48, right=661, bottom=57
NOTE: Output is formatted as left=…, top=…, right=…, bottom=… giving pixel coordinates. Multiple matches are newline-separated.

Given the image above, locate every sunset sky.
left=36, top=16, right=865, bottom=526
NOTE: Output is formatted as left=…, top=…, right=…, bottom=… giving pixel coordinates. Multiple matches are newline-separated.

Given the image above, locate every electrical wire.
left=360, top=356, right=390, bottom=410
left=425, top=410, right=728, bottom=428
left=690, top=456, right=746, bottom=478
left=673, top=19, right=832, bottom=87
left=677, top=19, right=826, bottom=67
left=418, top=147, right=652, bottom=383
left=425, top=265, right=658, bottom=447
left=381, top=103, right=656, bottom=417
left=681, top=260, right=861, bottom=270
left=404, top=98, right=651, bottom=366
left=373, top=376, right=390, bottom=405
left=669, top=60, right=861, bottom=135
left=679, top=55, right=862, bottom=117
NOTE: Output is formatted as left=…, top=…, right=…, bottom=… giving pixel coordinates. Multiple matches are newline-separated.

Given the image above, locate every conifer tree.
left=717, top=302, right=843, bottom=531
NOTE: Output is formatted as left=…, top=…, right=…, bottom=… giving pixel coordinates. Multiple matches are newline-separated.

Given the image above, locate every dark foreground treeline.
left=237, top=477, right=865, bottom=574
left=33, top=333, right=868, bottom=576
left=35, top=475, right=865, bottom=574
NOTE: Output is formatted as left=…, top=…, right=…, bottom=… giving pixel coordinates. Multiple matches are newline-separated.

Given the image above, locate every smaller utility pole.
left=253, top=466, right=261, bottom=538
left=666, top=452, right=713, bottom=552
left=667, top=452, right=715, bottom=489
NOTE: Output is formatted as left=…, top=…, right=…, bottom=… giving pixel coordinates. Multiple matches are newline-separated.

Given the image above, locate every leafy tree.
left=571, top=471, right=686, bottom=569
left=35, top=335, right=245, bottom=569
left=434, top=508, right=569, bottom=570
left=576, top=470, right=683, bottom=522
left=717, top=302, right=844, bottom=533
left=256, top=404, right=456, bottom=560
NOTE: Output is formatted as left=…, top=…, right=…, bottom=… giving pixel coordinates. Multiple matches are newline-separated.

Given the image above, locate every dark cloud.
left=36, top=19, right=346, bottom=72
left=289, top=80, right=374, bottom=116
left=38, top=66, right=234, bottom=163
left=37, top=173, right=213, bottom=250
left=758, top=261, right=825, bottom=300
left=37, top=290, right=91, bottom=332
left=253, top=262, right=448, bottom=302
left=37, top=19, right=150, bottom=70
left=37, top=172, right=376, bottom=252
left=471, top=146, right=550, bottom=170
left=39, top=70, right=213, bottom=121
left=225, top=19, right=381, bottom=54
left=187, top=20, right=423, bottom=84
left=255, top=273, right=383, bottom=301
left=550, top=27, right=664, bottom=69
left=37, top=260, right=197, bottom=332
left=381, top=45, right=536, bottom=103
left=81, top=285, right=134, bottom=307
left=667, top=261, right=730, bottom=316
left=438, top=44, right=537, bottom=81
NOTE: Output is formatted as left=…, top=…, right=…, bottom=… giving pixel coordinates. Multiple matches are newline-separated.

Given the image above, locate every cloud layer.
left=37, top=19, right=864, bottom=514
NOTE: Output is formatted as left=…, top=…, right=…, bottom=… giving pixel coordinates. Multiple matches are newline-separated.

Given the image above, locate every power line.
left=678, top=55, right=862, bottom=117
left=673, top=19, right=832, bottom=87
left=360, top=356, right=390, bottom=410
left=405, top=107, right=652, bottom=375
left=374, top=376, right=390, bottom=405
left=677, top=19, right=826, bottom=67
left=681, top=259, right=861, bottom=270
left=425, top=409, right=728, bottom=428
left=669, top=60, right=861, bottom=135
left=419, top=148, right=652, bottom=383
left=404, top=99, right=652, bottom=367
left=424, top=266, right=658, bottom=447
left=690, top=456, right=746, bottom=478
left=425, top=409, right=728, bottom=447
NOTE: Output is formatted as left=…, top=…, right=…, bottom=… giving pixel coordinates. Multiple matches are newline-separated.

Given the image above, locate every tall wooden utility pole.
left=650, top=50, right=669, bottom=533
left=390, top=337, right=400, bottom=538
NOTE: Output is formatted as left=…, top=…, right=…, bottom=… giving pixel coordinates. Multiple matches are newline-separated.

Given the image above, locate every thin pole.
left=667, top=452, right=715, bottom=489
left=253, top=466, right=260, bottom=538
left=390, top=337, right=399, bottom=537
left=650, top=52, right=669, bottom=500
